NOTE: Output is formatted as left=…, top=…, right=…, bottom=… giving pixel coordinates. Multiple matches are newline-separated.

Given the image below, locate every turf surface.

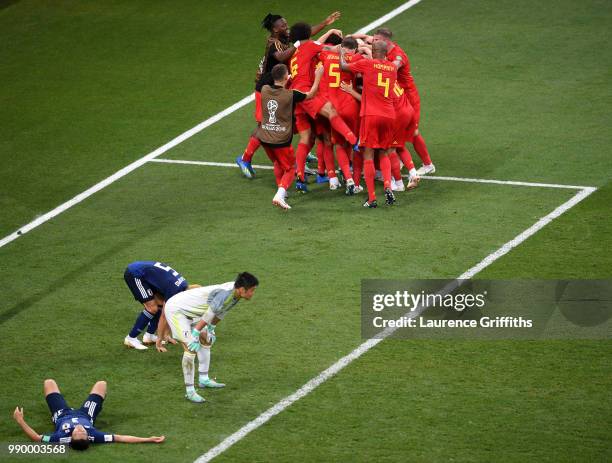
left=0, top=0, right=610, bottom=462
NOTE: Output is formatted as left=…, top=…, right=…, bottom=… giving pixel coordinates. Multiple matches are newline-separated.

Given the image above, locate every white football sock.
left=197, top=347, right=211, bottom=381
left=409, top=168, right=417, bottom=177
left=182, top=352, right=196, bottom=390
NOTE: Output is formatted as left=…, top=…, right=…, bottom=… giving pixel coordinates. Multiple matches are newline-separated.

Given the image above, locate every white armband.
left=293, top=40, right=301, bottom=48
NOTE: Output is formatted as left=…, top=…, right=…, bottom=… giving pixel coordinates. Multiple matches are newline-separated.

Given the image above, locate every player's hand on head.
left=326, top=11, right=341, bottom=25
left=329, top=28, right=343, bottom=38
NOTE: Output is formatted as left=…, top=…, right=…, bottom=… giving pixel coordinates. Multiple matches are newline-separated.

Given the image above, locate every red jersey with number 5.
left=289, top=40, right=324, bottom=92
left=347, top=58, right=397, bottom=118
left=318, top=50, right=362, bottom=103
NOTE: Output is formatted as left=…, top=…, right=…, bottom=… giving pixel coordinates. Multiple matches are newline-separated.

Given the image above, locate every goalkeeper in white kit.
left=158, top=272, right=259, bottom=403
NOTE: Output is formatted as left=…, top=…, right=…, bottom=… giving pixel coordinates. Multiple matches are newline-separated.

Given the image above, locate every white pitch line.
left=424, top=175, right=591, bottom=191
left=150, top=158, right=595, bottom=191
left=194, top=185, right=597, bottom=463
left=0, top=95, right=254, bottom=250
left=355, top=0, right=425, bottom=34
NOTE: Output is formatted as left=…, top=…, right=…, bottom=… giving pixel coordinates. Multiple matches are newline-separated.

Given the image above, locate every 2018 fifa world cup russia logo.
left=267, top=100, right=278, bottom=124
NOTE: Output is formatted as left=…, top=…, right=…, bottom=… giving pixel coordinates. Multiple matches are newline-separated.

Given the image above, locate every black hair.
left=289, top=22, right=311, bottom=42
left=271, top=63, right=288, bottom=82
left=235, top=272, right=259, bottom=289
left=375, top=28, right=393, bottom=39
left=70, top=438, right=90, bottom=451
left=341, top=37, right=358, bottom=50
left=262, top=13, right=283, bottom=32
left=325, top=33, right=343, bottom=46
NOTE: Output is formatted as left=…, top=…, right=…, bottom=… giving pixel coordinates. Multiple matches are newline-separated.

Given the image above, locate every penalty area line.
left=193, top=185, right=597, bottom=463
left=149, top=158, right=596, bottom=191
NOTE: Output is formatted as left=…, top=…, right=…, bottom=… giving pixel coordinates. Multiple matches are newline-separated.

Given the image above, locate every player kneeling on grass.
left=13, top=379, right=164, bottom=450
left=158, top=272, right=258, bottom=403
left=256, top=63, right=323, bottom=210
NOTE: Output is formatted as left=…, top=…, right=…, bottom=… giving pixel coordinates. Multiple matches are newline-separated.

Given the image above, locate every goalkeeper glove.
left=188, top=329, right=201, bottom=352
left=206, top=324, right=216, bottom=345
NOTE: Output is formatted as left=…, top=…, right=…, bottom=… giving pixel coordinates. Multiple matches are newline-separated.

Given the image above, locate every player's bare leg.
left=43, top=379, right=60, bottom=396
left=89, top=381, right=107, bottom=399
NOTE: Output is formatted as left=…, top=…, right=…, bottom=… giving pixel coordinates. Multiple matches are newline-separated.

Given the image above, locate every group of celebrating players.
left=235, top=11, right=436, bottom=209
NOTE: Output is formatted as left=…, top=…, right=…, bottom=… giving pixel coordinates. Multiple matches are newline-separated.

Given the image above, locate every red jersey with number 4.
left=347, top=58, right=397, bottom=118
left=289, top=40, right=324, bottom=92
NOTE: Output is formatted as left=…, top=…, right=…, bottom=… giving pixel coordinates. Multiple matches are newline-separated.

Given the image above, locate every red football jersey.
left=289, top=40, right=324, bottom=92
left=386, top=42, right=419, bottom=105
left=347, top=58, right=397, bottom=118
left=319, top=50, right=363, bottom=104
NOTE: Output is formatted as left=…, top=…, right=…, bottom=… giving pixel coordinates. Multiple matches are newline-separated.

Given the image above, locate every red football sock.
left=329, top=115, right=357, bottom=145
left=316, top=140, right=325, bottom=175
left=324, top=143, right=336, bottom=178
left=336, top=144, right=352, bottom=180
left=412, top=134, right=432, bottom=165
left=364, top=159, right=377, bottom=202
left=273, top=162, right=283, bottom=186
left=295, top=143, right=310, bottom=182
left=242, top=136, right=260, bottom=163
left=353, top=151, right=363, bottom=186
left=279, top=169, right=296, bottom=190
left=389, top=151, right=402, bottom=181
left=379, top=155, right=392, bottom=189
left=397, top=146, right=415, bottom=171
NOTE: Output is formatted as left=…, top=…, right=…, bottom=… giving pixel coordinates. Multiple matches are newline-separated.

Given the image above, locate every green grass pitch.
left=1, top=1, right=610, bottom=462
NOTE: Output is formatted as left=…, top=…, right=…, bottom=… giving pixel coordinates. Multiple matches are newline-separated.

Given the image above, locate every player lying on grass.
left=123, top=260, right=200, bottom=350
left=256, top=63, right=324, bottom=210
left=157, top=272, right=259, bottom=403
left=236, top=11, right=341, bottom=179
left=13, top=379, right=164, bottom=450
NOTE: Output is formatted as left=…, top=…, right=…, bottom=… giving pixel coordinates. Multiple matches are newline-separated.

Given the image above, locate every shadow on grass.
left=0, top=238, right=134, bottom=325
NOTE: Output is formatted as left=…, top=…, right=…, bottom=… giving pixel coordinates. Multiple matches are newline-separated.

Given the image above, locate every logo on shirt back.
left=267, top=100, right=279, bottom=123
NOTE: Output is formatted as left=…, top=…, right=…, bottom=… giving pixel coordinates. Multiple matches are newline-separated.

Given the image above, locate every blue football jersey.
left=127, top=261, right=188, bottom=300
left=41, top=410, right=113, bottom=444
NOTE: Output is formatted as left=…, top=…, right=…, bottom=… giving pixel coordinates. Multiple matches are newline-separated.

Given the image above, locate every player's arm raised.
left=317, top=28, right=342, bottom=45
left=311, top=11, right=341, bottom=37
left=12, top=407, right=42, bottom=442
left=114, top=434, right=165, bottom=444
